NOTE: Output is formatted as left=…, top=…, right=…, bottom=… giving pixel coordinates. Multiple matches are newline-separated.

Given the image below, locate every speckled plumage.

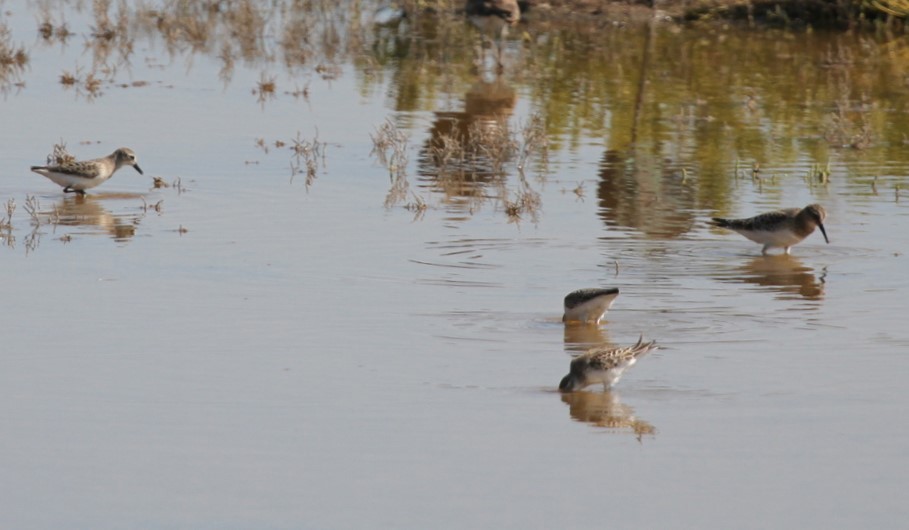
left=31, top=148, right=143, bottom=194
left=710, top=204, right=829, bottom=255
left=562, top=288, right=620, bottom=324
left=559, top=336, right=659, bottom=392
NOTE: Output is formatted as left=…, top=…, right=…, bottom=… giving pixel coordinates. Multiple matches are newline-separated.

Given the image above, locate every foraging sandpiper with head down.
left=31, top=148, right=143, bottom=194
left=563, top=288, right=620, bottom=324
left=710, top=204, right=829, bottom=255
left=559, top=335, right=659, bottom=392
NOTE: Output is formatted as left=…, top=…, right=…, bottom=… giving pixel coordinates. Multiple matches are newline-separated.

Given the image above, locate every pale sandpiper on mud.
left=562, top=288, right=620, bottom=324
left=710, top=204, right=829, bottom=255
left=559, top=336, right=659, bottom=392
left=31, top=148, right=144, bottom=195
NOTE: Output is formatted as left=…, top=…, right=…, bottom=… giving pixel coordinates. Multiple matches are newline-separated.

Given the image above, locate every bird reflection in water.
left=465, top=0, right=521, bottom=73
left=419, top=75, right=517, bottom=202
left=596, top=149, right=697, bottom=239
left=561, top=391, right=656, bottom=440
left=725, top=254, right=825, bottom=300
left=563, top=324, right=612, bottom=355
left=51, top=194, right=143, bottom=242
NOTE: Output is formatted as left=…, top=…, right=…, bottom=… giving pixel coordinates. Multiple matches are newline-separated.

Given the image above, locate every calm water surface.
left=1, top=1, right=908, bottom=528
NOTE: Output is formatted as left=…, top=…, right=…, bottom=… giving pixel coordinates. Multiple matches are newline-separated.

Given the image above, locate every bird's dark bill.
left=818, top=222, right=829, bottom=243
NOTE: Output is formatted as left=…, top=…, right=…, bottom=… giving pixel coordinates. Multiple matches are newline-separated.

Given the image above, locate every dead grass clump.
left=403, top=192, right=429, bottom=221
left=287, top=83, right=310, bottom=100
left=0, top=22, right=29, bottom=91
left=501, top=182, right=542, bottom=224
left=38, top=15, right=74, bottom=44
left=429, top=127, right=467, bottom=176
left=55, top=23, right=74, bottom=42
left=517, top=113, right=549, bottom=172
left=468, top=118, right=516, bottom=176
left=289, top=130, right=327, bottom=188
left=45, top=142, right=76, bottom=166
left=84, top=73, right=104, bottom=97
left=38, top=21, right=54, bottom=40
left=23, top=195, right=41, bottom=225
left=60, top=70, right=79, bottom=86
left=253, top=73, right=277, bottom=104
left=384, top=168, right=410, bottom=209
left=371, top=118, right=410, bottom=179
left=1, top=198, right=15, bottom=230
left=372, top=119, right=412, bottom=208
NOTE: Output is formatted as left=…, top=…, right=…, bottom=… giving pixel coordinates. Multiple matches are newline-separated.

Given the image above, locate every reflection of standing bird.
left=559, top=336, right=658, bottom=392
left=31, top=148, right=144, bottom=195
left=710, top=204, right=829, bottom=255
left=562, top=288, right=620, bottom=324
left=466, top=0, right=521, bottom=71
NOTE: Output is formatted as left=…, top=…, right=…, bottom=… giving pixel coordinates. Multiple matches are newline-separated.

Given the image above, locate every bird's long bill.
left=818, top=222, right=829, bottom=244
left=134, top=164, right=144, bottom=175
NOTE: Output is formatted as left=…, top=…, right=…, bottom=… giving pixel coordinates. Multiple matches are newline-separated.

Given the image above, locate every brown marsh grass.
left=253, top=73, right=277, bottom=104
left=420, top=111, right=548, bottom=221
left=0, top=20, right=28, bottom=93
left=256, top=132, right=328, bottom=187
left=43, top=142, right=76, bottom=166
left=1, top=199, right=15, bottom=231
left=289, top=131, right=327, bottom=188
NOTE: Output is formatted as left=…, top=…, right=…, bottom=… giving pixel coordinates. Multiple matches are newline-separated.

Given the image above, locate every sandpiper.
left=559, top=335, right=659, bottom=392
left=563, top=288, right=620, bottom=324
left=710, top=204, right=829, bottom=255
left=31, top=148, right=143, bottom=194
left=465, top=0, right=520, bottom=70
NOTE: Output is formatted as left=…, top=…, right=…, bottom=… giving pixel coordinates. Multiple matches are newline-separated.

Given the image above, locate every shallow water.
left=2, top=1, right=909, bottom=528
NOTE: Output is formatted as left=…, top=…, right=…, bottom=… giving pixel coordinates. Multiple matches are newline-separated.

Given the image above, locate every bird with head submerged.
left=559, top=335, right=659, bottom=392
left=709, top=203, right=829, bottom=255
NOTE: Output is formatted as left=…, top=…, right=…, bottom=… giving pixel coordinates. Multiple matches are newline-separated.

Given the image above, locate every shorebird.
left=710, top=204, right=829, bottom=255
left=31, top=148, right=143, bottom=194
left=465, top=0, right=521, bottom=70
left=559, top=336, right=659, bottom=392
left=563, top=288, right=620, bottom=324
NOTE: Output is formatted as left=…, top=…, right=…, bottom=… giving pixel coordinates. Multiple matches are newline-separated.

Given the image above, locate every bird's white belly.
left=40, top=172, right=105, bottom=190
left=740, top=228, right=800, bottom=247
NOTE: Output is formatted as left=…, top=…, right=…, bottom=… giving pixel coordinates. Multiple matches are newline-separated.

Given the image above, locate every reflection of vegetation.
left=0, top=190, right=158, bottom=252
left=29, top=0, right=357, bottom=99
left=371, top=119, right=413, bottom=208
left=355, top=12, right=909, bottom=229
left=11, top=0, right=909, bottom=229
left=0, top=19, right=28, bottom=93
